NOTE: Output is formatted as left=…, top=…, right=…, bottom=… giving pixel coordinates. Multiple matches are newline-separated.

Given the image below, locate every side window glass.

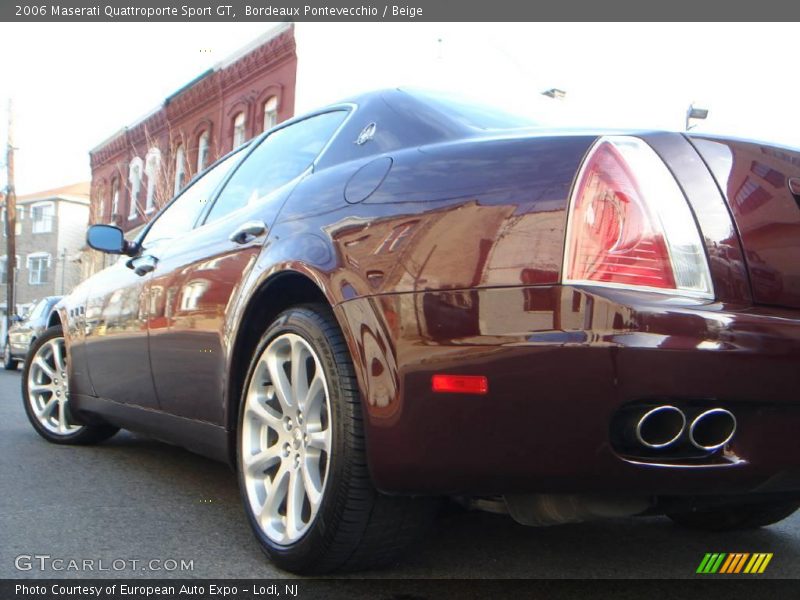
left=142, top=149, right=244, bottom=247
left=205, top=110, right=348, bottom=225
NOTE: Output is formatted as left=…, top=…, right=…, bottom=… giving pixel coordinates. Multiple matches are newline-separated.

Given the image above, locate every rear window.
left=405, top=89, right=538, bottom=131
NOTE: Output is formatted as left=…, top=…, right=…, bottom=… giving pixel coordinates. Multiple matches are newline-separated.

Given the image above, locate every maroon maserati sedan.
left=23, top=89, right=800, bottom=573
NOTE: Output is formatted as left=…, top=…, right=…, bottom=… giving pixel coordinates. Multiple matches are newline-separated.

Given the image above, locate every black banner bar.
left=1, top=579, right=797, bottom=600
left=3, top=0, right=800, bottom=22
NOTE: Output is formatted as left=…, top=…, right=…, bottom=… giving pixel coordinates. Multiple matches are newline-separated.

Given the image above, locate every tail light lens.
left=563, top=136, right=713, bottom=299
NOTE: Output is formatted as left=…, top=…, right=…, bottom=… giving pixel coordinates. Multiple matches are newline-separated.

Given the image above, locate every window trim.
left=30, top=201, right=55, bottom=234
left=0, top=254, right=20, bottom=284
left=144, top=148, right=162, bottom=215
left=26, top=252, right=51, bottom=286
left=196, top=104, right=356, bottom=228
left=128, top=157, right=144, bottom=220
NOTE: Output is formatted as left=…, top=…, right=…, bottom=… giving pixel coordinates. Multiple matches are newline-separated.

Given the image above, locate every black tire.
left=237, top=304, right=437, bottom=574
left=3, top=340, right=17, bottom=370
left=668, top=500, right=799, bottom=531
left=22, top=326, right=118, bottom=445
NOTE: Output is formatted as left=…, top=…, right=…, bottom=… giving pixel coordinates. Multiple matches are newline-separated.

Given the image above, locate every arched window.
left=197, top=131, right=210, bottom=172
left=144, top=148, right=161, bottom=214
left=263, top=96, right=278, bottom=132
left=111, top=178, right=120, bottom=218
left=95, top=182, right=106, bottom=223
left=128, top=157, right=143, bottom=220
left=232, top=112, right=246, bottom=148
left=173, top=144, right=186, bottom=195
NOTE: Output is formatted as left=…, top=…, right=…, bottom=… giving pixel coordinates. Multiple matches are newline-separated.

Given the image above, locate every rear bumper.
left=336, top=285, right=800, bottom=496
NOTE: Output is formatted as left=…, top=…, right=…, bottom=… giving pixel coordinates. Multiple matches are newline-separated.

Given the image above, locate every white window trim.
left=30, top=201, right=55, bottom=234
left=128, top=157, right=143, bottom=220
left=173, top=145, right=186, bottom=196
left=111, top=180, right=120, bottom=216
left=144, top=148, right=161, bottom=214
left=197, top=131, right=210, bottom=172
left=232, top=112, right=246, bottom=148
left=0, top=254, right=20, bottom=285
left=263, top=96, right=278, bottom=133
left=26, top=252, right=51, bottom=286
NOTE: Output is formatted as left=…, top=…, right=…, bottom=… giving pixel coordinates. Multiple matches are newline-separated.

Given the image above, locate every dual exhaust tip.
left=634, top=405, right=736, bottom=452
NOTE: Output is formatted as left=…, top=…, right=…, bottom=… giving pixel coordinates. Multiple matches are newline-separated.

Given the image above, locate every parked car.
left=4, top=296, right=62, bottom=370
left=22, top=89, right=800, bottom=573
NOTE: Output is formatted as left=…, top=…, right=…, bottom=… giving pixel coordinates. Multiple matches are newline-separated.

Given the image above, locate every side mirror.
left=87, top=224, right=135, bottom=255
left=10, top=315, right=22, bottom=323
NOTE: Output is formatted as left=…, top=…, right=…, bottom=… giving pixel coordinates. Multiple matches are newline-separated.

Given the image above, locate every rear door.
left=147, top=109, right=349, bottom=424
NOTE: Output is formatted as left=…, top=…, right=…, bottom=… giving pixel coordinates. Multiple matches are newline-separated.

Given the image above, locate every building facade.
left=86, top=24, right=297, bottom=276
left=0, top=182, right=90, bottom=319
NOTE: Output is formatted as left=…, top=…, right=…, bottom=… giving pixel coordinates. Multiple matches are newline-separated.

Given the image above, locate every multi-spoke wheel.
left=237, top=304, right=437, bottom=574
left=241, top=333, right=332, bottom=544
left=22, top=326, right=118, bottom=444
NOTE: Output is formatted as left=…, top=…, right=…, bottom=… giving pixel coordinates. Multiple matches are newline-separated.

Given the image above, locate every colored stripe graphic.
left=720, top=553, right=749, bottom=573
left=744, top=553, right=774, bottom=574
left=699, top=553, right=773, bottom=574
left=697, top=553, right=727, bottom=573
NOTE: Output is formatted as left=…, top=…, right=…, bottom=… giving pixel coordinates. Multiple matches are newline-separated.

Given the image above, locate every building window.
left=197, top=131, right=210, bottom=172
left=128, top=157, right=143, bottom=220
left=263, top=96, right=278, bottom=132
left=173, top=144, right=186, bottom=195
left=144, top=148, right=161, bottom=214
left=27, top=253, right=51, bottom=285
left=96, top=183, right=106, bottom=223
left=111, top=178, right=120, bottom=217
left=232, top=112, right=246, bottom=148
left=31, top=201, right=55, bottom=234
left=0, top=255, right=18, bottom=284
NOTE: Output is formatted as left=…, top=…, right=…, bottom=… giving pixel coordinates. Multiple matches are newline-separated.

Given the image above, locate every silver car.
left=4, top=296, right=62, bottom=370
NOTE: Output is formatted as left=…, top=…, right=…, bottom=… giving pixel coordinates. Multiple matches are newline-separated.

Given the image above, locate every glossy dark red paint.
left=58, top=89, right=800, bottom=503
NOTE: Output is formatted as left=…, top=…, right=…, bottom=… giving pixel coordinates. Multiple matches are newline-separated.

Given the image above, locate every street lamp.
left=686, top=103, right=709, bottom=131
left=542, top=88, right=567, bottom=100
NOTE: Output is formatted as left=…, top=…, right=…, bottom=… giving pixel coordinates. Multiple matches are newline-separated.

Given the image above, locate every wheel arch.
left=224, top=268, right=363, bottom=465
left=47, top=310, right=62, bottom=329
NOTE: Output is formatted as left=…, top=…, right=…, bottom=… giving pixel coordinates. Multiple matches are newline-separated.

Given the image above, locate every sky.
left=0, top=22, right=798, bottom=194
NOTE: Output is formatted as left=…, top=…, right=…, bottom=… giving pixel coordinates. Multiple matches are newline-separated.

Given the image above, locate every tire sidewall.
left=236, top=307, right=354, bottom=571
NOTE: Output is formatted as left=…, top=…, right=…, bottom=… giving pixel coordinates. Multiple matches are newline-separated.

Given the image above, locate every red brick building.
left=88, top=24, right=296, bottom=237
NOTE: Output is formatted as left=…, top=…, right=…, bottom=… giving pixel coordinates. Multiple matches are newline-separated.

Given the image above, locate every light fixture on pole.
left=686, top=103, right=709, bottom=131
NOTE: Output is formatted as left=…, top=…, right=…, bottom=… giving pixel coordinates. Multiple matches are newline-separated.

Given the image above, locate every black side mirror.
left=87, top=225, right=136, bottom=255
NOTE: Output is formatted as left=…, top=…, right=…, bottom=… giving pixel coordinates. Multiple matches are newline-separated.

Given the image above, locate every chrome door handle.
left=128, top=255, right=158, bottom=276
left=229, top=220, right=268, bottom=245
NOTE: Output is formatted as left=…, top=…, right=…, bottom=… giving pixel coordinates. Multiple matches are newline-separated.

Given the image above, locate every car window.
left=204, top=110, right=348, bottom=225
left=28, top=299, right=48, bottom=321
left=142, top=148, right=245, bottom=247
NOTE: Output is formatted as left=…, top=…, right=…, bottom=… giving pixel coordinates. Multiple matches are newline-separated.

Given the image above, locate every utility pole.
left=6, top=99, right=17, bottom=332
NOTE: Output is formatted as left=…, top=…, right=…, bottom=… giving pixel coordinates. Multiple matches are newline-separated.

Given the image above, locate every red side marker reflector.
left=432, top=374, right=488, bottom=395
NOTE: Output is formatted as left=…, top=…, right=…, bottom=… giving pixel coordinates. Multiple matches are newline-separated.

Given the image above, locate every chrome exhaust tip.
left=689, top=408, right=737, bottom=451
left=635, top=405, right=686, bottom=449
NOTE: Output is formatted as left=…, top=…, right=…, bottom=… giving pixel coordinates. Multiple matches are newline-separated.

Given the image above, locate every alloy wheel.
left=241, top=333, right=332, bottom=545
left=26, top=336, right=82, bottom=435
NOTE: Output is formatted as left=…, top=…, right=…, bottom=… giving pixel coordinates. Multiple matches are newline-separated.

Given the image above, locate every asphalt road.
left=1, top=368, right=799, bottom=580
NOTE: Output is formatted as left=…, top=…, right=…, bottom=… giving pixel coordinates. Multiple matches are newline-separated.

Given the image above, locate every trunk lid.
left=690, top=135, right=800, bottom=308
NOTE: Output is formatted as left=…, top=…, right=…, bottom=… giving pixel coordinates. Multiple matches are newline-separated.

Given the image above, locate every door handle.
left=127, top=255, right=158, bottom=276
left=229, top=220, right=268, bottom=245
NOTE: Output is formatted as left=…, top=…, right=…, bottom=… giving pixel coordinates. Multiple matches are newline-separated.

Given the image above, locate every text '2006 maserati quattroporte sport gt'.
left=23, top=89, right=800, bottom=573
